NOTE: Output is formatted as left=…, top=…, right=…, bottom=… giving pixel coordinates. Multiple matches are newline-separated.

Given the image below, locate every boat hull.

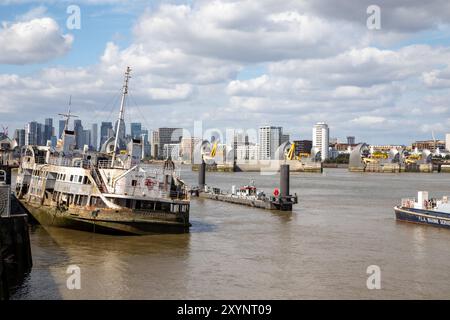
left=21, top=201, right=190, bottom=235
left=394, top=206, right=450, bottom=229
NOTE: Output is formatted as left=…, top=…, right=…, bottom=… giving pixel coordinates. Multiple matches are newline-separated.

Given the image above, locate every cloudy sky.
left=1, top=0, right=450, bottom=144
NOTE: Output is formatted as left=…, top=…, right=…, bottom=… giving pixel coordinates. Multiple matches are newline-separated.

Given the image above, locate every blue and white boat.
left=394, top=191, right=450, bottom=228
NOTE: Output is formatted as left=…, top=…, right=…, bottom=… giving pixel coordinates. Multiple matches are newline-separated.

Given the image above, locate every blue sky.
left=1, top=0, right=450, bottom=144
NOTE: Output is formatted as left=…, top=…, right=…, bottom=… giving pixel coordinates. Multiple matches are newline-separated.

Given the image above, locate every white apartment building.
left=312, top=122, right=329, bottom=161
left=258, top=126, right=282, bottom=160
left=236, top=144, right=258, bottom=161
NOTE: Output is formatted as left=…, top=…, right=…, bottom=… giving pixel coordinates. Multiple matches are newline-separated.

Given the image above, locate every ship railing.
left=401, top=198, right=415, bottom=208
left=48, top=157, right=93, bottom=169
left=98, top=160, right=113, bottom=168
left=34, top=156, right=46, bottom=164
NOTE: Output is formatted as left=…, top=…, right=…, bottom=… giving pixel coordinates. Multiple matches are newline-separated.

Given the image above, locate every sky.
left=1, top=0, right=450, bottom=144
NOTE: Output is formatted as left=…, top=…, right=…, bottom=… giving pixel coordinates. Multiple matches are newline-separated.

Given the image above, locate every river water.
left=10, top=168, right=450, bottom=299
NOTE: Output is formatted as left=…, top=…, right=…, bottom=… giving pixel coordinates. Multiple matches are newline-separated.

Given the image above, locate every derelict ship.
left=15, top=67, right=191, bottom=235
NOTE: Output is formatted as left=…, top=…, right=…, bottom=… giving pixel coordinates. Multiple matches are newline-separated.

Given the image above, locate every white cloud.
left=0, top=17, right=73, bottom=64
left=351, top=116, right=386, bottom=125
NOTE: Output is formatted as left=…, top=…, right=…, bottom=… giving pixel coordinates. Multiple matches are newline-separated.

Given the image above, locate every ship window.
left=78, top=176, right=83, bottom=183
left=131, top=180, right=137, bottom=187
left=70, top=175, right=74, bottom=182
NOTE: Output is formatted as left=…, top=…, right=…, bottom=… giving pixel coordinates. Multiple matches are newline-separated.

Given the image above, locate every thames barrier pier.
left=0, top=165, right=32, bottom=300
left=193, top=163, right=298, bottom=211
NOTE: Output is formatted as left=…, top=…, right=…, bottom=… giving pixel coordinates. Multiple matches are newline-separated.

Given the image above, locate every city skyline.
left=2, top=1, right=450, bottom=144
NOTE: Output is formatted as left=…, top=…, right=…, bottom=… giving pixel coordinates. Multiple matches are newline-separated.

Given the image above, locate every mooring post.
left=199, top=159, right=206, bottom=191
left=280, top=164, right=290, bottom=198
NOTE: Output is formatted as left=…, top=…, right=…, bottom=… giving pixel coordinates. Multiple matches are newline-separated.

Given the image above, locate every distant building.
left=232, top=131, right=249, bottom=161
left=312, top=122, right=329, bottom=161
left=180, top=137, right=201, bottom=163
left=158, top=128, right=183, bottom=159
left=280, top=134, right=290, bottom=145
left=236, top=143, right=258, bottom=161
left=100, top=122, right=113, bottom=148
left=140, top=129, right=150, bottom=158
left=114, top=118, right=126, bottom=141
left=163, top=143, right=181, bottom=160
left=130, top=122, right=142, bottom=139
left=347, top=136, right=355, bottom=145
left=293, top=140, right=312, bottom=155
left=91, top=123, right=98, bottom=151
left=14, top=129, right=26, bottom=147
left=74, top=119, right=83, bottom=149
left=411, top=140, right=445, bottom=152
left=44, top=118, right=53, bottom=145
left=25, top=121, right=38, bottom=146
left=258, top=126, right=282, bottom=160
left=151, top=131, right=159, bottom=159
left=58, top=120, right=65, bottom=139
left=445, top=134, right=450, bottom=152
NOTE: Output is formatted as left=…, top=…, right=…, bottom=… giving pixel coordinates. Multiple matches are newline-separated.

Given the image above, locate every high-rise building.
left=312, top=122, right=330, bottom=161
left=446, top=134, right=450, bottom=152
left=258, top=126, right=282, bottom=160
left=44, top=118, right=53, bottom=145
left=140, top=129, right=150, bottom=158
left=100, top=122, right=113, bottom=148
left=59, top=120, right=66, bottom=138
left=180, top=137, right=201, bottom=163
left=236, top=143, right=258, bottom=161
left=91, top=123, right=98, bottom=151
left=130, top=123, right=142, bottom=139
left=158, top=128, right=183, bottom=159
left=82, top=129, right=91, bottom=150
left=74, top=119, right=83, bottom=149
left=151, top=131, right=159, bottom=159
left=231, top=131, right=249, bottom=161
left=14, top=129, right=26, bottom=147
left=163, top=143, right=181, bottom=160
left=281, top=134, right=290, bottom=145
left=347, top=136, right=355, bottom=145
left=25, top=121, right=38, bottom=146
left=114, top=119, right=126, bottom=141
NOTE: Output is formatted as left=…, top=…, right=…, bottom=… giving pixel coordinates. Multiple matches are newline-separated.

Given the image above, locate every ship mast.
left=58, top=95, right=78, bottom=133
left=112, top=66, right=132, bottom=164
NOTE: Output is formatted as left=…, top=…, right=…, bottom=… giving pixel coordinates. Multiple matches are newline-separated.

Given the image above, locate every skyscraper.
left=44, top=118, right=53, bottom=145
left=91, top=123, right=98, bottom=151
left=59, top=120, right=66, bottom=138
left=114, top=119, right=126, bottom=141
left=25, top=121, right=38, bottom=146
left=130, top=123, right=142, bottom=139
left=258, top=126, right=282, bottom=160
left=14, top=129, right=26, bottom=147
left=158, top=128, right=183, bottom=159
left=151, top=130, right=159, bottom=159
left=74, top=119, right=83, bottom=149
left=100, top=122, right=113, bottom=148
left=347, top=136, right=355, bottom=145
left=313, top=122, right=330, bottom=161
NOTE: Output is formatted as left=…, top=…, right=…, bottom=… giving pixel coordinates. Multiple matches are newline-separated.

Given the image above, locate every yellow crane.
left=286, top=142, right=295, bottom=160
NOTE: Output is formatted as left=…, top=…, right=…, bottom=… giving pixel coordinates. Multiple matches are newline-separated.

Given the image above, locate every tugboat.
left=14, top=67, right=191, bottom=235
left=394, top=191, right=450, bottom=228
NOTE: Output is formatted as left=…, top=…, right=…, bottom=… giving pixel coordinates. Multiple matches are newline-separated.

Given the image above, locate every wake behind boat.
left=394, top=191, right=450, bottom=229
left=15, top=67, right=191, bottom=235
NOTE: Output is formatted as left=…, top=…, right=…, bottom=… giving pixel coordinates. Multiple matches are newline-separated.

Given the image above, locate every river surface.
left=10, top=168, right=450, bottom=299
